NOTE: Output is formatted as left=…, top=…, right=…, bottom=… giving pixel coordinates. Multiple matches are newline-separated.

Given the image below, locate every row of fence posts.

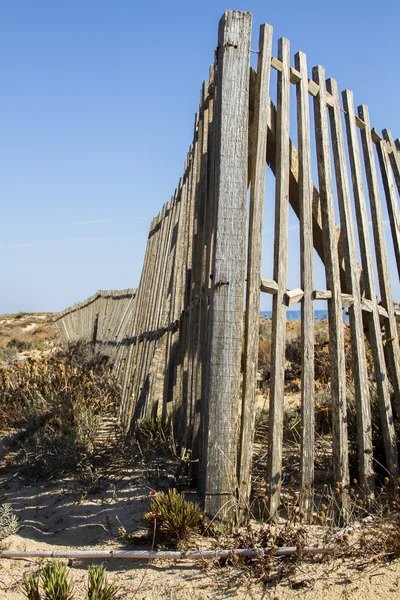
left=55, top=10, right=400, bottom=525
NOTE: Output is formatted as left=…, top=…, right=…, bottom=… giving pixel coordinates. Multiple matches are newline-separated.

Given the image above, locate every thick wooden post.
left=203, top=10, right=251, bottom=524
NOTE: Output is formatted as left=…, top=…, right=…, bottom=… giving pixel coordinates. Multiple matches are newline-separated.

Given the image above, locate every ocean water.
left=260, top=309, right=349, bottom=323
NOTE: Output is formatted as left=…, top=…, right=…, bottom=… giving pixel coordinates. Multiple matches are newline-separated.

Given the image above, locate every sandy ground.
left=0, top=345, right=399, bottom=600
left=1, top=449, right=400, bottom=599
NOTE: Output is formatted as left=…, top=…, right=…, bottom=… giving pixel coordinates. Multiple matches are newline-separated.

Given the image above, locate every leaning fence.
left=54, top=10, right=400, bottom=524
left=53, top=289, right=136, bottom=380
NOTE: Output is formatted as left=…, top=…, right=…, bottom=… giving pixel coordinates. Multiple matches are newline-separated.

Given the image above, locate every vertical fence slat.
left=295, top=50, right=315, bottom=509
left=266, top=36, right=291, bottom=519
left=375, top=139, right=400, bottom=280
left=239, top=22, right=273, bottom=509
left=383, top=128, right=400, bottom=195
left=191, top=80, right=211, bottom=465
left=312, top=66, right=349, bottom=504
left=198, top=65, right=216, bottom=497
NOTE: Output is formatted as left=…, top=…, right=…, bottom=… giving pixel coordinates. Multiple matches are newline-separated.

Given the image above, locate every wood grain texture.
left=266, top=36, right=291, bottom=519
left=376, top=139, right=400, bottom=280
left=383, top=129, right=400, bottom=196
left=239, top=22, right=273, bottom=507
left=203, top=10, right=252, bottom=524
left=295, top=50, right=315, bottom=509
left=198, top=65, right=216, bottom=497
left=343, top=90, right=398, bottom=477
left=312, top=66, right=349, bottom=504
left=327, top=78, right=373, bottom=500
left=260, top=278, right=278, bottom=294
left=359, top=104, right=400, bottom=428
left=191, top=81, right=210, bottom=465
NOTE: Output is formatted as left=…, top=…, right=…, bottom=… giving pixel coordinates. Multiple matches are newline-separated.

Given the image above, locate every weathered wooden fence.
left=54, top=289, right=137, bottom=379
left=55, top=10, right=400, bottom=523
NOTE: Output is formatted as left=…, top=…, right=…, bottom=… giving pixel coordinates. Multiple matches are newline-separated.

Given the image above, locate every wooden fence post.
left=295, top=50, right=315, bottom=511
left=239, top=22, right=272, bottom=510
left=266, top=36, right=291, bottom=519
left=203, top=10, right=252, bottom=524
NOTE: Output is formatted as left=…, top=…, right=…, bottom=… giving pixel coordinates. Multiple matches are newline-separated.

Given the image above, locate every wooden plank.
left=162, top=190, right=183, bottom=427
left=203, top=10, right=252, bottom=524
left=239, top=22, right=273, bottom=507
left=343, top=90, right=398, bottom=477
left=312, top=66, right=349, bottom=504
left=371, top=129, right=383, bottom=144
left=295, top=50, right=314, bottom=511
left=191, top=80, right=212, bottom=466
left=180, top=113, right=200, bottom=447
left=341, top=293, right=354, bottom=308
left=359, top=104, right=400, bottom=421
left=198, top=65, right=217, bottom=498
left=266, top=36, right=291, bottom=519
left=382, top=129, right=400, bottom=195
left=375, top=139, right=400, bottom=279
left=313, top=290, right=332, bottom=300
left=171, top=151, right=194, bottom=441
left=327, top=77, right=374, bottom=501
left=378, top=305, right=389, bottom=320
left=260, top=277, right=278, bottom=294
left=284, top=288, right=304, bottom=306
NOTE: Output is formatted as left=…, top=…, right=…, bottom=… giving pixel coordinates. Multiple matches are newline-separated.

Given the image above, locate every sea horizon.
left=260, top=309, right=349, bottom=323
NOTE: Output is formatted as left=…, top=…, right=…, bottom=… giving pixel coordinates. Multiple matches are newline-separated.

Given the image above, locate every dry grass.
left=0, top=312, right=56, bottom=366
left=0, top=341, right=120, bottom=480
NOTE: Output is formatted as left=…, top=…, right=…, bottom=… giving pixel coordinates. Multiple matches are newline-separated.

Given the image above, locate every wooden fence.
left=54, top=289, right=137, bottom=380
left=55, top=11, right=400, bottom=524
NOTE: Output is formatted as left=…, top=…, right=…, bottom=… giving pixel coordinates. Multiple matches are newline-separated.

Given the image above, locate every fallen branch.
left=1, top=546, right=335, bottom=561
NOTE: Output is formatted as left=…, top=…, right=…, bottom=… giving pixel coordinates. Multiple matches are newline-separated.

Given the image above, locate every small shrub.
left=15, top=312, right=28, bottom=320
left=0, top=503, right=19, bottom=540
left=21, top=562, right=121, bottom=600
left=133, top=418, right=166, bottom=451
left=22, top=572, right=41, bottom=600
left=7, top=338, right=32, bottom=352
left=40, top=560, right=74, bottom=600
left=86, top=565, right=120, bottom=600
left=143, top=489, right=203, bottom=545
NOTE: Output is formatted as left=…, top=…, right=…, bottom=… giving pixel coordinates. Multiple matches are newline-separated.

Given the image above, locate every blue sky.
left=1, top=0, right=399, bottom=314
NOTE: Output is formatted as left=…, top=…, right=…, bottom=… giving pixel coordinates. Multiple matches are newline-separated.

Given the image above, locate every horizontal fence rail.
left=55, top=11, right=400, bottom=524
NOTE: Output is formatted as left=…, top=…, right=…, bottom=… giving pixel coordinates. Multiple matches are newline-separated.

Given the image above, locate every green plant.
left=86, top=565, right=120, bottom=600
left=40, top=560, right=74, bottom=600
left=0, top=503, right=19, bottom=540
left=143, top=489, right=203, bottom=545
left=134, top=417, right=166, bottom=451
left=22, top=572, right=41, bottom=600
left=7, top=338, right=32, bottom=351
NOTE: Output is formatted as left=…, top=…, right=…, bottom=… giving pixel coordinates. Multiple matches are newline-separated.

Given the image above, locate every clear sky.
left=1, top=0, right=399, bottom=314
